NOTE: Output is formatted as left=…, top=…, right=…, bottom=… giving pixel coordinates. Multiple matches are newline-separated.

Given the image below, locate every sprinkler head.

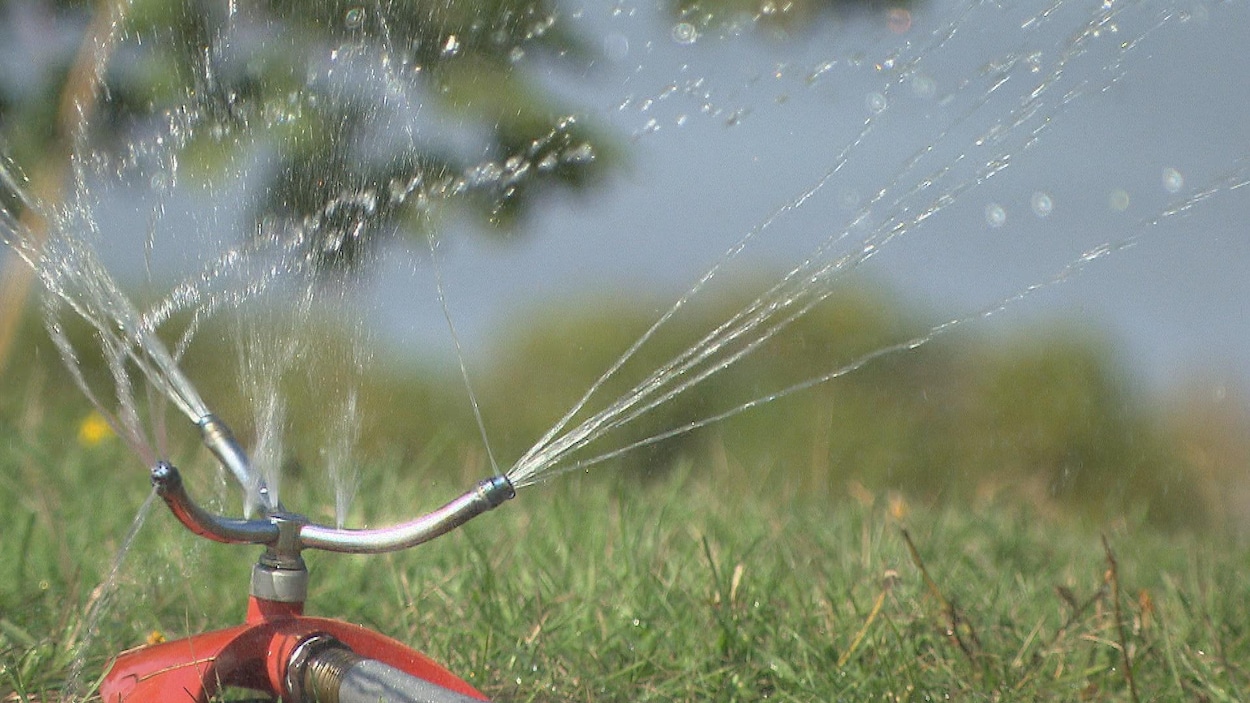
left=150, top=463, right=515, bottom=558
left=152, top=463, right=513, bottom=606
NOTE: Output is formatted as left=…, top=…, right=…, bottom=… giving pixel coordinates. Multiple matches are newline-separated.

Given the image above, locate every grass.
left=2, top=384, right=1249, bottom=703
left=0, top=310, right=1247, bottom=701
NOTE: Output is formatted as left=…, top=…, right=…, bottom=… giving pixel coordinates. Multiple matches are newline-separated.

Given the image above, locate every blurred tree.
left=0, top=0, right=125, bottom=374
left=0, top=0, right=612, bottom=370
left=1, top=0, right=611, bottom=258
left=0, top=0, right=909, bottom=369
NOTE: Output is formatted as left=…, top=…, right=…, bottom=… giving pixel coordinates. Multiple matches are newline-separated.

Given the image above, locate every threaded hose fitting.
left=286, top=634, right=363, bottom=703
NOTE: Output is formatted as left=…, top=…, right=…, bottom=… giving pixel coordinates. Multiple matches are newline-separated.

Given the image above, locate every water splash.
left=0, top=0, right=1243, bottom=517
left=62, top=488, right=159, bottom=702
left=507, top=159, right=1249, bottom=488
left=501, top=0, right=1248, bottom=488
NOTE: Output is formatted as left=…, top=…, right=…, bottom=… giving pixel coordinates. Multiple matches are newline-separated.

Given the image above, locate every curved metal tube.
left=151, top=462, right=280, bottom=545
left=197, top=414, right=276, bottom=514
left=299, top=476, right=515, bottom=554
left=151, top=462, right=515, bottom=556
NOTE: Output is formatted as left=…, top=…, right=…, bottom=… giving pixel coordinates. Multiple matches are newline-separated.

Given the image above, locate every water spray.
left=101, top=417, right=515, bottom=703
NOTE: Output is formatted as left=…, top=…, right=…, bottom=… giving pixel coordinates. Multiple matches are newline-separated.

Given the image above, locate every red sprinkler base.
left=100, top=594, right=488, bottom=702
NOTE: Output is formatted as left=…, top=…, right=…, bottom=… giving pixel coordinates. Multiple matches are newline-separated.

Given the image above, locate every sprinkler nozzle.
left=481, top=474, right=517, bottom=506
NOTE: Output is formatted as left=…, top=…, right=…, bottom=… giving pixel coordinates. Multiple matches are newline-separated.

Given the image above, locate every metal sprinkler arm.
left=149, top=463, right=515, bottom=557
left=197, top=414, right=276, bottom=514
left=299, top=475, right=515, bottom=554
left=152, top=462, right=281, bottom=545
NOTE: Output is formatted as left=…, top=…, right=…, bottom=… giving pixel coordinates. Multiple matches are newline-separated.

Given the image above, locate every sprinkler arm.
left=197, top=414, right=276, bottom=514
left=300, top=475, right=515, bottom=554
left=152, top=462, right=280, bottom=544
left=150, top=462, right=515, bottom=557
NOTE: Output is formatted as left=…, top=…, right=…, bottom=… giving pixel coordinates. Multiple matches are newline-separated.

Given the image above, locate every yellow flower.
left=887, top=491, right=910, bottom=521
left=77, top=411, right=114, bottom=447
left=145, top=630, right=166, bottom=645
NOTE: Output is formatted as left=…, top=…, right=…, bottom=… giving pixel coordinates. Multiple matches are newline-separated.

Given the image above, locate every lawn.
left=2, top=380, right=1247, bottom=702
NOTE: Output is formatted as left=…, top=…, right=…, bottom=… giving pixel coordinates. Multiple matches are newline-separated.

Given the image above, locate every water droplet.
left=808, top=60, right=836, bottom=84
left=672, top=22, right=698, bottom=45
left=633, top=119, right=660, bottom=140
left=865, top=92, right=888, bottom=114
left=1108, top=188, right=1130, bottom=211
left=985, top=203, right=1007, bottom=227
left=563, top=143, right=595, bottom=164
left=887, top=8, right=913, bottom=34
left=604, top=33, right=629, bottom=61
left=1031, top=191, right=1053, bottom=217
left=344, top=7, right=364, bottom=29
left=442, top=34, right=461, bottom=58
left=509, top=46, right=526, bottom=63
left=1162, top=167, right=1184, bottom=193
left=1026, top=51, right=1044, bottom=74
left=911, top=75, right=936, bottom=98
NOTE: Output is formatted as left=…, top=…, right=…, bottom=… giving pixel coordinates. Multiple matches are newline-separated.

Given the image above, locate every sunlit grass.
left=2, top=305, right=1249, bottom=701
left=3, top=398, right=1249, bottom=702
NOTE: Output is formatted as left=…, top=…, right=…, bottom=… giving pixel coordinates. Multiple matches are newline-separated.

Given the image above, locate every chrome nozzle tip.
left=480, top=475, right=516, bottom=507
left=151, top=461, right=180, bottom=492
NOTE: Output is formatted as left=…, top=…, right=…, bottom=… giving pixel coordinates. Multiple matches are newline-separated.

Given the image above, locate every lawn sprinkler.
left=100, top=415, right=515, bottom=703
